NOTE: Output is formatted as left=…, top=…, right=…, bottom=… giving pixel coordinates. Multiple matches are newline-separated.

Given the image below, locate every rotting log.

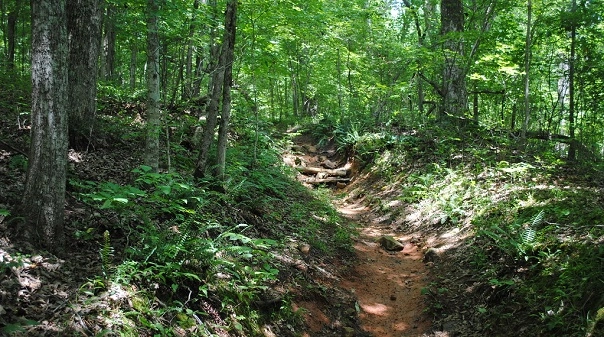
left=298, top=177, right=351, bottom=184
left=295, top=166, right=348, bottom=177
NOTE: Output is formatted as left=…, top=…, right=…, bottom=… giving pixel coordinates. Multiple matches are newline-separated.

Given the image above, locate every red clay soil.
left=286, top=133, right=432, bottom=336
left=338, top=200, right=431, bottom=337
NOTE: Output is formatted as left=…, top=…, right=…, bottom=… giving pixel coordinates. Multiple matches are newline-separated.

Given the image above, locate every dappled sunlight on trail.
left=337, top=201, right=432, bottom=337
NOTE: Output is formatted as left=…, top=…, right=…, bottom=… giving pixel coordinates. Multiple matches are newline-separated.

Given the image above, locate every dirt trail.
left=337, top=200, right=431, bottom=337
left=287, top=133, right=431, bottom=336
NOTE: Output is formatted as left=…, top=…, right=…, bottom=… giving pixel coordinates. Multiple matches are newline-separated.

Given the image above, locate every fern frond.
left=521, top=228, right=536, bottom=244
left=531, top=210, right=545, bottom=227
left=100, top=230, right=114, bottom=283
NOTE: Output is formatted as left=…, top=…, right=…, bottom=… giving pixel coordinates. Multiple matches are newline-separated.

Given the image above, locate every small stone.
left=376, top=235, right=405, bottom=251
left=299, top=243, right=311, bottom=255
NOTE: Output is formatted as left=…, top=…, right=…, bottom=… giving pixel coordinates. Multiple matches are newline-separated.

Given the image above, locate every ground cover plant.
left=337, top=122, right=604, bottom=336
left=0, top=99, right=358, bottom=336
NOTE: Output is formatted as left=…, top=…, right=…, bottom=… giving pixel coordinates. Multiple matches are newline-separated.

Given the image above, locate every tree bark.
left=522, top=0, right=532, bottom=140
left=129, top=43, right=137, bottom=89
left=145, top=0, right=161, bottom=172
left=22, top=0, right=69, bottom=254
left=183, top=0, right=200, bottom=100
left=215, top=0, right=238, bottom=179
left=67, top=0, right=102, bottom=149
left=440, top=0, right=467, bottom=120
left=6, top=0, right=20, bottom=70
left=100, top=2, right=116, bottom=81
left=567, top=0, right=577, bottom=161
left=194, top=0, right=223, bottom=179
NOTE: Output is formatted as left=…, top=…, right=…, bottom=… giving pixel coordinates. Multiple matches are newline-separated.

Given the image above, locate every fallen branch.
left=298, top=176, right=351, bottom=184
left=295, top=166, right=348, bottom=177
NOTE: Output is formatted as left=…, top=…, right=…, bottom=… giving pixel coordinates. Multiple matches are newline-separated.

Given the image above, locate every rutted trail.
left=336, top=199, right=431, bottom=337
left=286, top=133, right=431, bottom=336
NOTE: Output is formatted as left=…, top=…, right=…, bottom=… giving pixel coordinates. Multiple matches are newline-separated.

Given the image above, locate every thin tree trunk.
left=67, top=0, right=102, bottom=149
left=183, top=0, right=200, bottom=100
left=567, top=0, right=577, bottom=160
left=192, top=53, right=204, bottom=97
left=522, top=0, right=532, bottom=140
left=6, top=0, right=19, bottom=70
left=22, top=0, right=69, bottom=254
left=440, top=0, right=467, bottom=120
left=100, top=3, right=116, bottom=81
left=337, top=48, right=343, bottom=113
left=130, top=43, right=137, bottom=89
left=145, top=0, right=161, bottom=172
left=194, top=0, right=223, bottom=179
left=215, top=0, right=237, bottom=179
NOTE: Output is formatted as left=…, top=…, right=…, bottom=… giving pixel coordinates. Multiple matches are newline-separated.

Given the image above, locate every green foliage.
left=8, top=155, right=27, bottom=172
left=69, top=130, right=351, bottom=334
left=0, top=319, right=40, bottom=335
left=100, top=230, right=114, bottom=285
left=477, top=210, right=545, bottom=261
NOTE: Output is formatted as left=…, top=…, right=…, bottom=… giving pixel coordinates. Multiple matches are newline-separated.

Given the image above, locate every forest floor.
left=1, top=111, right=602, bottom=336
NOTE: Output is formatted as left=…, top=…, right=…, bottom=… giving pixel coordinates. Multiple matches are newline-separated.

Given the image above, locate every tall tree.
left=567, top=0, right=577, bottom=160
left=440, top=0, right=467, bottom=119
left=6, top=0, right=21, bottom=70
left=194, top=0, right=223, bottom=179
left=183, top=0, right=200, bottom=100
left=145, top=0, right=161, bottom=172
left=522, top=0, right=532, bottom=140
left=21, top=0, right=68, bottom=253
left=100, top=2, right=116, bottom=81
left=67, top=0, right=102, bottom=149
left=215, top=0, right=237, bottom=179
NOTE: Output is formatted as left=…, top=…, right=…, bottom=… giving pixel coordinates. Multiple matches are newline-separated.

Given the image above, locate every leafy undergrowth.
left=335, top=124, right=604, bottom=337
left=0, top=103, right=358, bottom=336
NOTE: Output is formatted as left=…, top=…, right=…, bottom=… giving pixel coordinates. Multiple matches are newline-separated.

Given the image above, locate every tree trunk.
left=194, top=0, right=223, bottom=179
left=440, top=0, right=467, bottom=120
left=183, top=0, right=200, bottom=100
left=215, top=0, right=237, bottom=179
left=522, top=0, right=532, bottom=140
left=22, top=0, right=68, bottom=254
left=129, top=43, right=137, bottom=89
left=567, top=0, right=577, bottom=161
left=6, top=0, right=19, bottom=70
left=100, top=3, right=116, bottom=81
left=145, top=0, right=161, bottom=172
left=67, top=0, right=101, bottom=150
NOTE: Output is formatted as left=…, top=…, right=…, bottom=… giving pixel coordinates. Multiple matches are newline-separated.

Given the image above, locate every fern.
left=521, top=210, right=544, bottom=245
left=100, top=230, right=114, bottom=284
left=531, top=210, right=545, bottom=227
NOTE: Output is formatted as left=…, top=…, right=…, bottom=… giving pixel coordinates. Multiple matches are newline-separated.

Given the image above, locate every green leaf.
left=101, top=199, right=113, bottom=209
left=2, top=324, right=25, bottom=333
left=160, top=185, right=171, bottom=195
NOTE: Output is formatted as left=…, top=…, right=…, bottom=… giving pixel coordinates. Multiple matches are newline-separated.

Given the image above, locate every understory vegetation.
left=1, top=75, right=604, bottom=335
left=0, top=93, right=358, bottom=336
